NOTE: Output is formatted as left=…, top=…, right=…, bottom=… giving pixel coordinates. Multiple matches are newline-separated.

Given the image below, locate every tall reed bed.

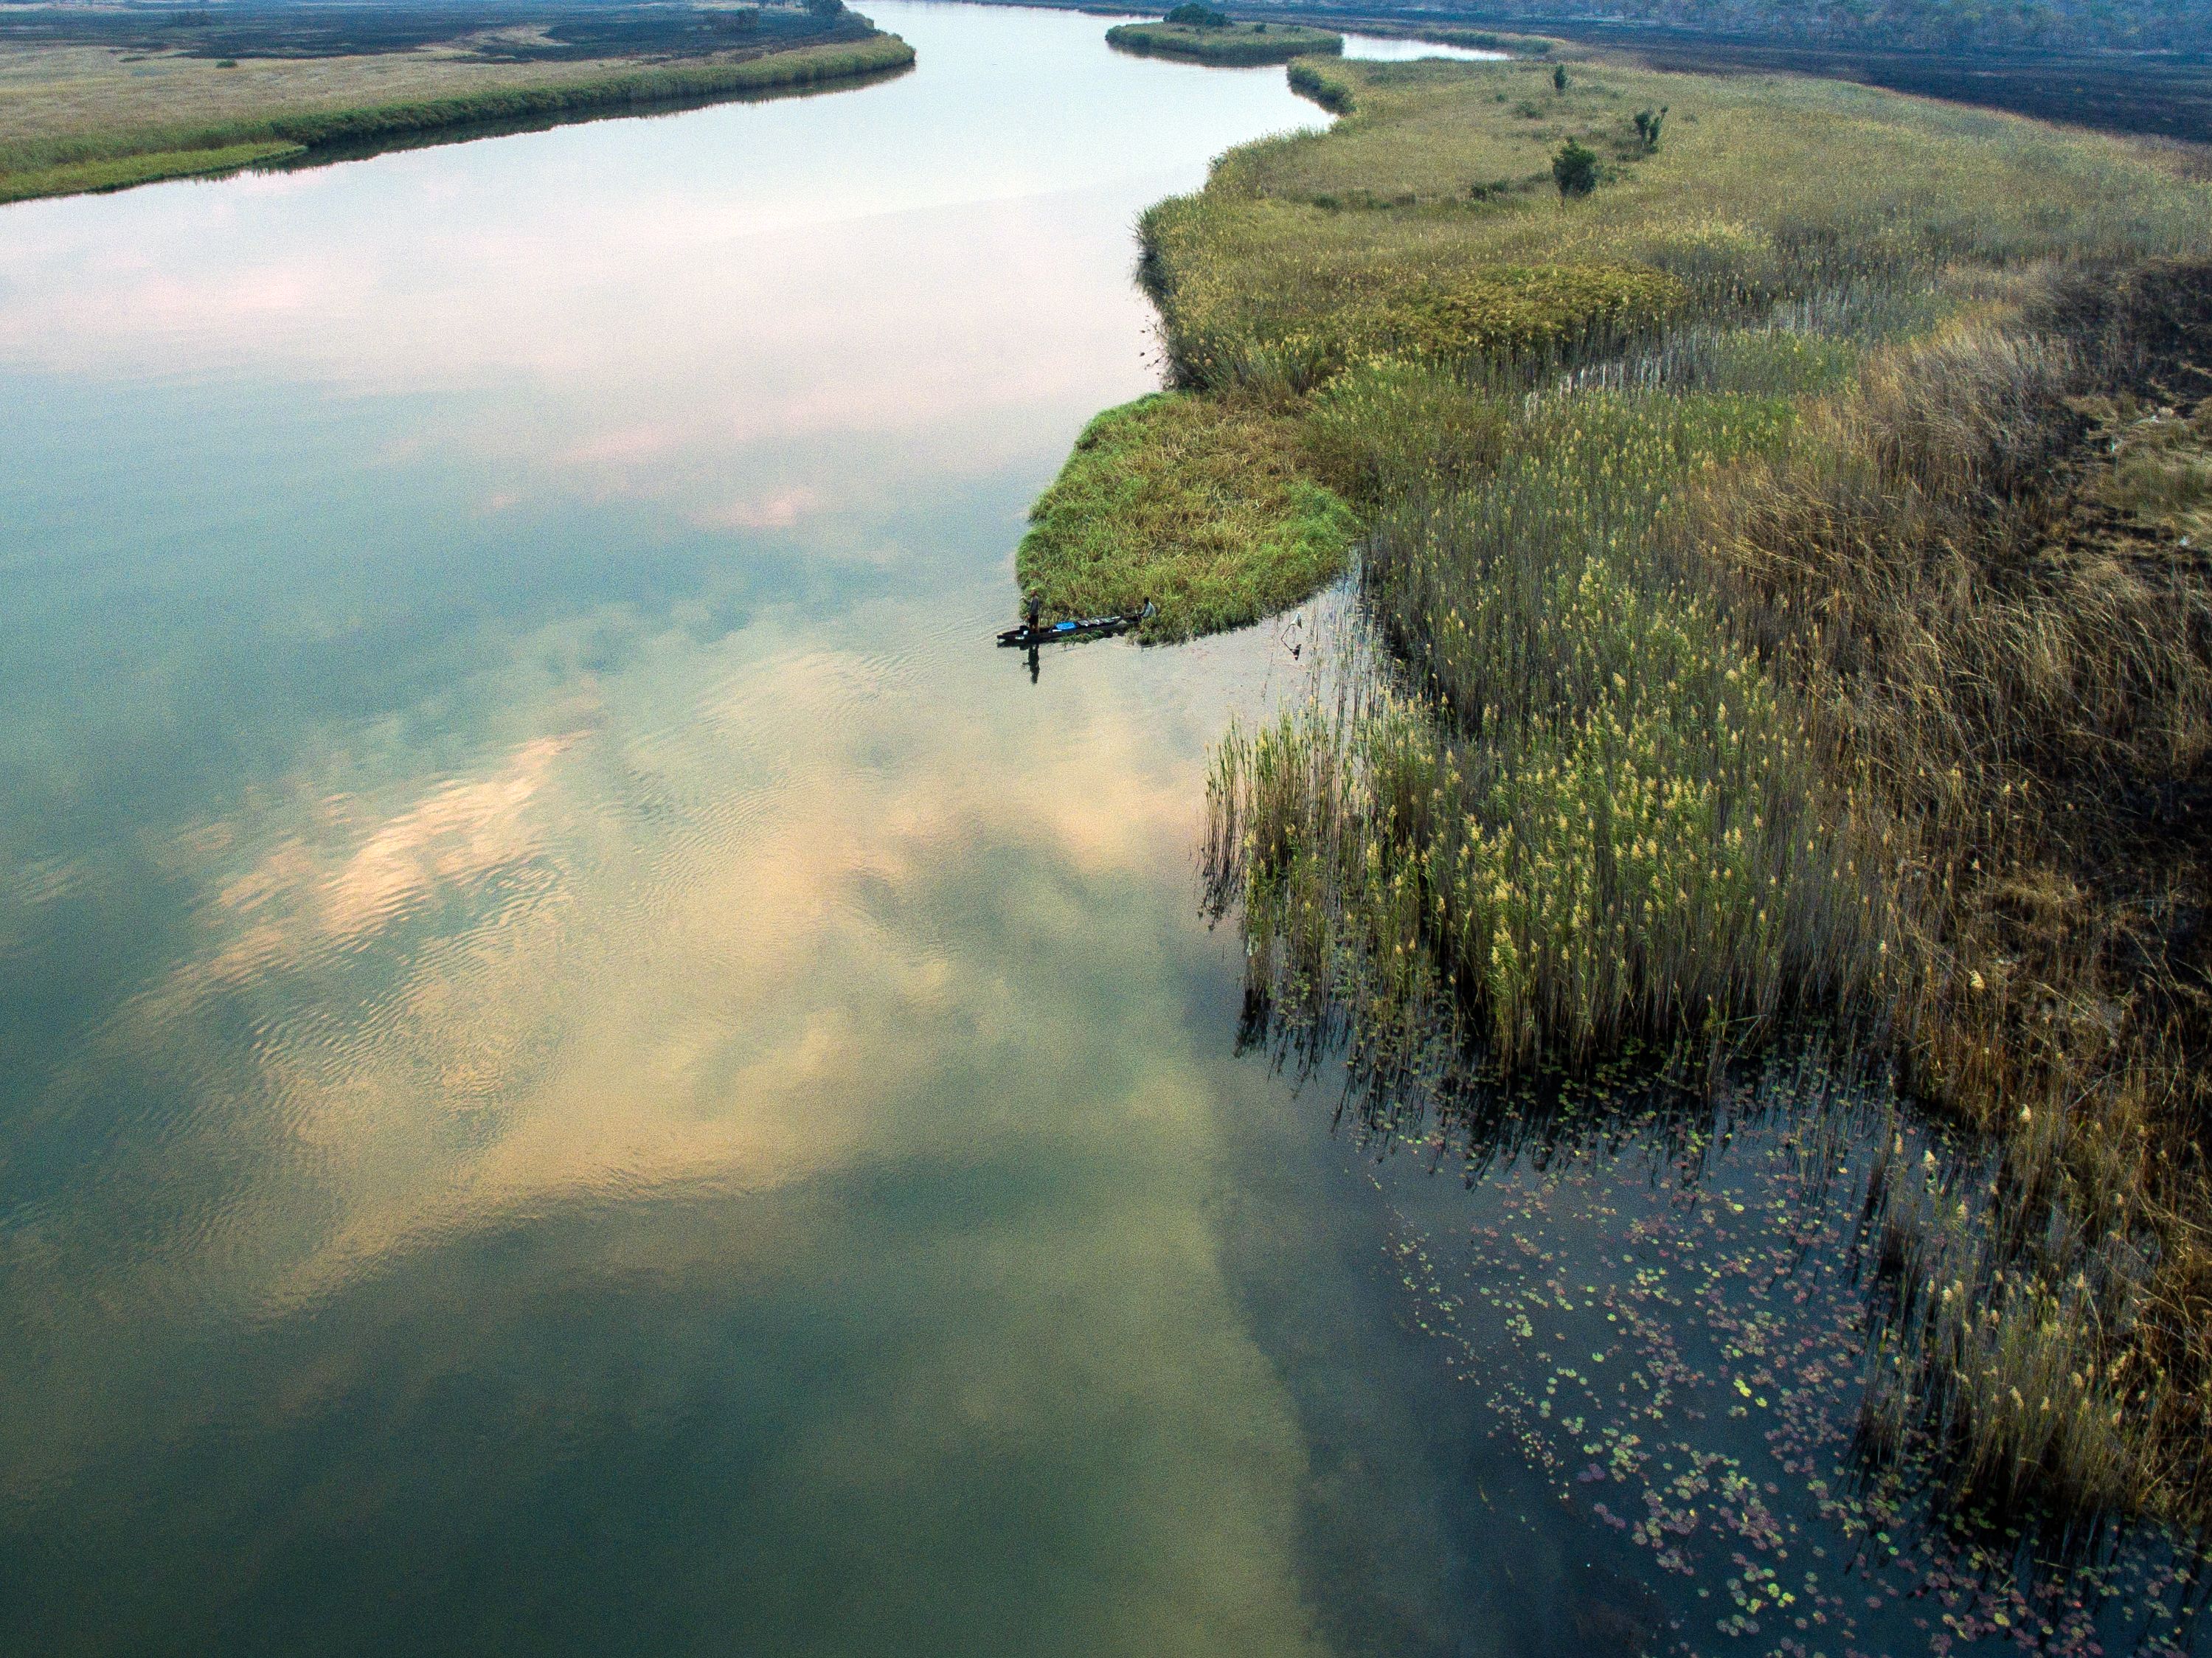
left=1210, top=374, right=1891, bottom=1093
left=1858, top=1125, right=2160, bottom=1525
left=1172, top=53, right=2212, bottom=1528
left=1695, top=266, right=2212, bottom=1522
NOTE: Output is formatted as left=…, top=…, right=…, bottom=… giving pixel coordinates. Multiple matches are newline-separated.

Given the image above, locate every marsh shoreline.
left=0, top=30, right=917, bottom=205
left=1024, top=38, right=2212, bottom=1550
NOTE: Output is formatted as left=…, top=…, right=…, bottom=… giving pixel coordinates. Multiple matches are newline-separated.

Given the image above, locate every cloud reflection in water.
left=0, top=6, right=1356, bottom=1650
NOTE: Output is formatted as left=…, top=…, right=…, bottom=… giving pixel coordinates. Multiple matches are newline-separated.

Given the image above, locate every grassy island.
left=1018, top=392, right=1356, bottom=640
left=0, top=3, right=915, bottom=206
left=1033, top=46, right=2212, bottom=1530
left=1104, top=19, right=1343, bottom=68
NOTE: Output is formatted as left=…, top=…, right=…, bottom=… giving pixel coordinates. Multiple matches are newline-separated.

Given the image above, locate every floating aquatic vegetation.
left=1355, top=1056, right=2210, bottom=1657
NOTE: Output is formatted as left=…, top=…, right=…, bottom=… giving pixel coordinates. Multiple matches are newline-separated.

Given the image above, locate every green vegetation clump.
left=1041, top=46, right=2212, bottom=1527
left=1551, top=136, right=1598, bottom=196
left=1379, top=263, right=1683, bottom=364
left=1105, top=20, right=1343, bottom=67
left=1016, top=393, right=1356, bottom=642
left=1394, top=27, right=1547, bottom=56
left=1283, top=58, right=1356, bottom=114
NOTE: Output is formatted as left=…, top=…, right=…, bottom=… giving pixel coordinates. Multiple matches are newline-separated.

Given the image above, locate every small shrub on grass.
left=1553, top=136, right=1598, bottom=198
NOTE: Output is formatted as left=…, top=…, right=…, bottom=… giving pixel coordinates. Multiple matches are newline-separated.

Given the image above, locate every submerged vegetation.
left=1037, top=44, right=2212, bottom=1535
left=0, top=7, right=914, bottom=205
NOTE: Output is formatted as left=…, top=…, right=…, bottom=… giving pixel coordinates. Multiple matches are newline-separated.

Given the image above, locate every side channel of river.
left=0, top=7, right=2202, bottom=1657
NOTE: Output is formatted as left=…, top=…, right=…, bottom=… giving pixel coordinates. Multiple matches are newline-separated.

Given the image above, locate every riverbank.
left=0, top=24, right=915, bottom=205
left=1037, top=46, right=2212, bottom=1528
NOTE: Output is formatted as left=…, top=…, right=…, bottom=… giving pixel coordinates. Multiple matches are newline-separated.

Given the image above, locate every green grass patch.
left=1017, top=392, right=1358, bottom=642
left=1284, top=58, right=1357, bottom=113
left=1105, top=21, right=1343, bottom=67
left=0, top=139, right=304, bottom=204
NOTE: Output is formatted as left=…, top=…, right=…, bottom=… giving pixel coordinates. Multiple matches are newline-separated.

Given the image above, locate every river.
left=0, top=7, right=1453, bottom=1653
left=0, top=7, right=2201, bottom=1656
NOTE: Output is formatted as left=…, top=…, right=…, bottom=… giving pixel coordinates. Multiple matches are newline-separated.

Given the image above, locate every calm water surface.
left=0, top=7, right=1522, bottom=1653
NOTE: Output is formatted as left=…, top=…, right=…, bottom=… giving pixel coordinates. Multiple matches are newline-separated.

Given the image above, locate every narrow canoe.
left=995, top=609, right=1145, bottom=648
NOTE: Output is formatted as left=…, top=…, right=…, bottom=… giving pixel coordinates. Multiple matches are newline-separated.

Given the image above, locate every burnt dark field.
left=1411, top=19, right=2212, bottom=148
left=974, top=0, right=2212, bottom=146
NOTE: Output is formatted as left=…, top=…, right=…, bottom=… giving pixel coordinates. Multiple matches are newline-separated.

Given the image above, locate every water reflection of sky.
left=0, top=7, right=1386, bottom=1653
